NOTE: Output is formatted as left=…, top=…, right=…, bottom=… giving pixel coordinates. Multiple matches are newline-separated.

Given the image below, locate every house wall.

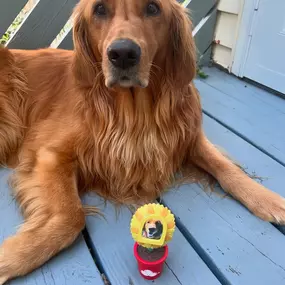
left=212, top=0, right=243, bottom=70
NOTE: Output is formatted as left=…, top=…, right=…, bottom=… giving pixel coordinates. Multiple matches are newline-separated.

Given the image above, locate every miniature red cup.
left=134, top=242, right=168, bottom=280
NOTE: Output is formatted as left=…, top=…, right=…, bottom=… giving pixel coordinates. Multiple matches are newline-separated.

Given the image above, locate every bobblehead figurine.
left=130, top=203, right=176, bottom=280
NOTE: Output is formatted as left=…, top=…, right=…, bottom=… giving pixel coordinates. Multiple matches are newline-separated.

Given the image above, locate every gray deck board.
left=0, top=169, right=104, bottom=285
left=84, top=195, right=221, bottom=285
left=196, top=67, right=285, bottom=166
left=194, top=8, right=217, bottom=57
left=163, top=114, right=285, bottom=285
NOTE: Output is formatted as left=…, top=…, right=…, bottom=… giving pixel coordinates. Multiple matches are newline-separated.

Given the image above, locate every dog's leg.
left=0, top=148, right=85, bottom=284
left=191, top=132, right=285, bottom=224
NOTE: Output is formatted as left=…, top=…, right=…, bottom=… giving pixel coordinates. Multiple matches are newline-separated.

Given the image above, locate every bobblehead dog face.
left=142, top=219, right=163, bottom=240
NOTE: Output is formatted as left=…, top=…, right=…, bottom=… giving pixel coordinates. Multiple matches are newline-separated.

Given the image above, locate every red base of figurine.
left=134, top=242, right=168, bottom=280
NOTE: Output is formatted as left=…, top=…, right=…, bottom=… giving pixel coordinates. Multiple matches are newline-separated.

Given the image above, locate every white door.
left=243, top=0, right=285, bottom=94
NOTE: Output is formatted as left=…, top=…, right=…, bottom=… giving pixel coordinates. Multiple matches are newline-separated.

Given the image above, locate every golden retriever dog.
left=0, top=0, right=284, bottom=283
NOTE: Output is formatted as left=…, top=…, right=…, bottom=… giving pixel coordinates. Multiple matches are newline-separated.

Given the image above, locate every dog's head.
left=72, top=0, right=196, bottom=89
left=143, top=220, right=163, bottom=239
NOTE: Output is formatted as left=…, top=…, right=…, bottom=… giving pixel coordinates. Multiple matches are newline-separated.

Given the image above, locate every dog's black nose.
left=107, top=39, right=141, bottom=70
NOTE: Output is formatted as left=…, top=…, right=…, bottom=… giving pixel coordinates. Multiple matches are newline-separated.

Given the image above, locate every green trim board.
left=194, top=8, right=217, bottom=59
left=8, top=0, right=79, bottom=49
left=0, top=0, right=28, bottom=38
left=187, top=0, right=217, bottom=28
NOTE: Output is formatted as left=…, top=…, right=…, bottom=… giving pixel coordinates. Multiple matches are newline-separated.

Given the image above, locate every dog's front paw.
left=0, top=266, right=9, bottom=285
left=0, top=276, right=8, bottom=285
left=250, top=188, right=285, bottom=224
left=0, top=248, right=9, bottom=285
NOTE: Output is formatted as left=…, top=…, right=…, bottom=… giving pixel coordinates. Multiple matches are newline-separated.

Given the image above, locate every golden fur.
left=0, top=0, right=285, bottom=283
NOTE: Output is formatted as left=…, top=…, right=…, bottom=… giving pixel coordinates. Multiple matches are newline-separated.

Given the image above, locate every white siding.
left=217, top=0, right=241, bottom=14
left=212, top=0, right=243, bottom=69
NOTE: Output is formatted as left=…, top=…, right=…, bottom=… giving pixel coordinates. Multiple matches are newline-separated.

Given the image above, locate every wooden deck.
left=1, top=67, right=285, bottom=285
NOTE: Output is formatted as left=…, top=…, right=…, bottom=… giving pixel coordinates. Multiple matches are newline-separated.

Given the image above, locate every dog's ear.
left=165, top=2, right=196, bottom=88
left=155, top=221, right=163, bottom=230
left=72, top=4, right=98, bottom=86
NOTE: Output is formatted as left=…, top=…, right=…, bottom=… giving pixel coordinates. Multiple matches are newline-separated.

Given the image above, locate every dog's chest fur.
left=77, top=87, right=195, bottom=204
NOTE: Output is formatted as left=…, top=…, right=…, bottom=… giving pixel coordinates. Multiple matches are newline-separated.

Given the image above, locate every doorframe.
left=231, top=0, right=259, bottom=77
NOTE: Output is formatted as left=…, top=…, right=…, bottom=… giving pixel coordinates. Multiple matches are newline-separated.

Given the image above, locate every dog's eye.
left=146, top=2, right=160, bottom=16
left=94, top=3, right=107, bottom=16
